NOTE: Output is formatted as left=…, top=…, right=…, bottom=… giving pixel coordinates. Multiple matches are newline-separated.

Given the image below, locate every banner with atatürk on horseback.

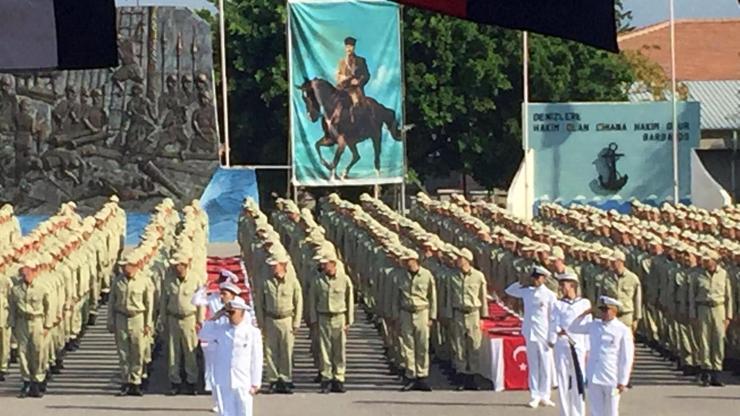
left=288, top=0, right=405, bottom=186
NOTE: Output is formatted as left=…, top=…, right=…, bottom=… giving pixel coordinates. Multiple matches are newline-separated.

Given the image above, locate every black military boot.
left=141, top=378, right=150, bottom=392
left=415, top=377, right=432, bottom=392
left=313, top=373, right=322, bottom=383
left=28, top=382, right=42, bottom=398
left=319, top=380, right=331, bottom=394
left=18, top=382, right=30, bottom=398
left=709, top=371, right=725, bottom=387
left=400, top=376, right=415, bottom=392
left=184, top=382, right=197, bottom=396
left=128, top=384, right=143, bottom=396
left=284, top=380, right=294, bottom=395
left=117, top=383, right=129, bottom=396
left=9, top=348, right=18, bottom=364
left=168, top=383, right=182, bottom=396
left=0, top=371, right=7, bottom=382
left=700, top=371, right=711, bottom=387
left=331, top=379, right=346, bottom=393
left=87, top=314, right=97, bottom=326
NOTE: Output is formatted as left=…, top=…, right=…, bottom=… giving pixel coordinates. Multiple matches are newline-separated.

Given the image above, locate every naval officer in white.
left=548, top=273, right=591, bottom=416
left=199, top=297, right=263, bottom=416
left=569, top=296, right=634, bottom=416
left=192, top=270, right=243, bottom=411
left=505, top=265, right=558, bottom=409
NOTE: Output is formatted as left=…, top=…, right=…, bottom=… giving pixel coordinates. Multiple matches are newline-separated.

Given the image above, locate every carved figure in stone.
left=112, top=35, right=145, bottom=92
left=14, top=99, right=41, bottom=183
left=0, top=75, right=18, bottom=135
left=123, top=83, right=157, bottom=153
left=83, top=89, right=109, bottom=134
left=52, top=86, right=84, bottom=136
left=195, top=73, right=209, bottom=95
left=190, top=92, right=217, bottom=154
left=180, top=75, right=196, bottom=106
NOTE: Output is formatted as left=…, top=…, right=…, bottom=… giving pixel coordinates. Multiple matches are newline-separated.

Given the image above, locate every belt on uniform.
left=401, top=305, right=429, bottom=313
left=116, top=310, right=144, bottom=318
left=23, top=313, right=44, bottom=319
left=453, top=307, right=478, bottom=314
left=617, top=311, right=633, bottom=317
left=318, top=311, right=345, bottom=316
left=697, top=300, right=722, bottom=307
left=266, top=311, right=293, bottom=319
left=167, top=311, right=196, bottom=319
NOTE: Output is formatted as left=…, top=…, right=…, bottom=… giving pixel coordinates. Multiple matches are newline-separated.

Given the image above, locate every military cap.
left=531, top=265, right=551, bottom=277
left=612, top=251, right=626, bottom=262
left=401, top=250, right=420, bottom=260
left=598, top=296, right=622, bottom=310
left=549, top=246, right=565, bottom=260
left=266, top=252, right=290, bottom=265
left=170, top=250, right=192, bottom=265
left=556, top=272, right=579, bottom=282
left=459, top=248, right=474, bottom=261
left=219, top=281, right=242, bottom=295
left=344, top=36, right=357, bottom=46
left=228, top=297, right=249, bottom=310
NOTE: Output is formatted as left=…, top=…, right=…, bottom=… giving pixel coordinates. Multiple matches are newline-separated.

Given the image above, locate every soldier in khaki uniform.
left=393, top=250, right=436, bottom=392
left=108, top=256, right=154, bottom=396
left=0, top=258, right=13, bottom=381
left=159, top=250, right=204, bottom=396
left=308, top=251, right=354, bottom=394
left=255, top=252, right=303, bottom=394
left=447, top=248, right=488, bottom=390
left=609, top=251, right=642, bottom=332
left=9, top=262, right=53, bottom=398
left=689, top=249, right=733, bottom=387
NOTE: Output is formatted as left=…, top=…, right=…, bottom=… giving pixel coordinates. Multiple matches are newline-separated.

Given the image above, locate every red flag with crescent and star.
left=502, top=336, right=529, bottom=390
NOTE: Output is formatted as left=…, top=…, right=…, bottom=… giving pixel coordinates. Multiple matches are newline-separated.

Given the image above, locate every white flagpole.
left=670, top=0, right=679, bottom=203
left=218, top=0, right=231, bottom=167
left=522, top=31, right=530, bottom=218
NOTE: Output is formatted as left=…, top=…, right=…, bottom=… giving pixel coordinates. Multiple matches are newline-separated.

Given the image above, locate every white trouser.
left=587, top=383, right=620, bottom=416
left=554, top=343, right=586, bottom=416
left=216, top=385, right=254, bottom=416
left=525, top=339, right=553, bottom=401
left=204, top=344, right=217, bottom=405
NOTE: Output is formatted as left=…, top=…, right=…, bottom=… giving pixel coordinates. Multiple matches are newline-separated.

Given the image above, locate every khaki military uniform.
left=9, top=277, right=53, bottom=383
left=108, top=272, right=154, bottom=386
left=392, top=267, right=436, bottom=379
left=308, top=269, right=354, bottom=383
left=159, top=271, right=204, bottom=387
left=256, top=273, right=303, bottom=385
left=447, top=268, right=488, bottom=375
left=689, top=267, right=733, bottom=371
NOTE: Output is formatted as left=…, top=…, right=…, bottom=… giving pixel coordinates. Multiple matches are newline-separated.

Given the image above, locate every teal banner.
left=288, top=0, right=404, bottom=186
left=527, top=102, right=700, bottom=204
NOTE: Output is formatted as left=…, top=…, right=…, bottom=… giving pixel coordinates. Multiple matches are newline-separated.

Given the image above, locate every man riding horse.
left=334, top=37, right=369, bottom=126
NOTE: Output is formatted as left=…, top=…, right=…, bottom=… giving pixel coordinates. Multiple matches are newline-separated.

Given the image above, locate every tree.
left=203, top=1, right=635, bottom=197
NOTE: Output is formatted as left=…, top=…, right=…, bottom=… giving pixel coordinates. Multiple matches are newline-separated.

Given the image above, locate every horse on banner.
left=297, top=77, right=404, bottom=180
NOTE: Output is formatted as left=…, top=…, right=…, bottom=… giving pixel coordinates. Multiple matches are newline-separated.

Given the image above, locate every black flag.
left=392, top=0, right=619, bottom=53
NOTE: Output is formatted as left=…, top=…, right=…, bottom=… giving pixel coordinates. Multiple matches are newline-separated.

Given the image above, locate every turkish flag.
left=392, top=0, right=619, bottom=52
left=502, top=336, right=529, bottom=390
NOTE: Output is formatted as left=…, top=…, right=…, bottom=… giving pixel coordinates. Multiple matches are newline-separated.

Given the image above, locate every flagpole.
left=218, top=0, right=231, bottom=167
left=522, top=31, right=530, bottom=218
left=670, top=0, right=679, bottom=203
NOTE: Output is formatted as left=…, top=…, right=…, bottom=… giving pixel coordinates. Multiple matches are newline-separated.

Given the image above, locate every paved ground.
left=2, top=243, right=739, bottom=415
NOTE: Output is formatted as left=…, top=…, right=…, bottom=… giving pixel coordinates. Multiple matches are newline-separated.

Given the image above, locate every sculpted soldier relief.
left=0, top=7, right=220, bottom=214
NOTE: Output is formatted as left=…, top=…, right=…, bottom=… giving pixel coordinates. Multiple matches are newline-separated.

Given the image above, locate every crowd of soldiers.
left=411, top=192, right=738, bottom=387
left=106, top=198, right=209, bottom=397
left=0, top=197, right=125, bottom=398
left=238, top=197, right=354, bottom=394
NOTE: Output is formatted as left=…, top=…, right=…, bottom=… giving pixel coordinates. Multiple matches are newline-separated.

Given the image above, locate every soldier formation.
left=0, top=197, right=125, bottom=397
left=411, top=193, right=738, bottom=388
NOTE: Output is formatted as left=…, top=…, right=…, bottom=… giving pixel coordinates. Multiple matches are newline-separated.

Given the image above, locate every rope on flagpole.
left=670, top=0, right=679, bottom=203
left=218, top=0, right=231, bottom=167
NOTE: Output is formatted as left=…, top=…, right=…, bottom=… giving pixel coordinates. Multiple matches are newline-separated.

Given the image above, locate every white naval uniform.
left=569, top=317, right=634, bottom=416
left=505, top=282, right=557, bottom=402
left=192, top=287, right=227, bottom=392
left=548, top=297, right=592, bottom=416
left=199, top=319, right=263, bottom=416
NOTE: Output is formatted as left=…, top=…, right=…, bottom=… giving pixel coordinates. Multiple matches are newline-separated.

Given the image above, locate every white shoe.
left=540, top=399, right=556, bottom=407
left=527, top=399, right=540, bottom=409
left=211, top=406, right=218, bottom=413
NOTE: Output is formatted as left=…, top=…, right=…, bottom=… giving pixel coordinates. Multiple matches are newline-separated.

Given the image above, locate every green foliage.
left=204, top=0, right=635, bottom=196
